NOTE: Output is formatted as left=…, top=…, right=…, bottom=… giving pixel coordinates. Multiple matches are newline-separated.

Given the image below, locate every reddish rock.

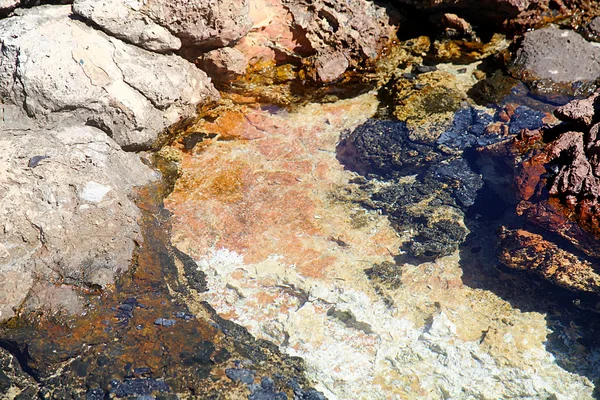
left=498, top=92, right=600, bottom=294
left=499, top=227, right=600, bottom=293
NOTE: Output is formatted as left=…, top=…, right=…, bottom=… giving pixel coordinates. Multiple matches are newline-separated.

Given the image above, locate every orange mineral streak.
left=166, top=98, right=400, bottom=279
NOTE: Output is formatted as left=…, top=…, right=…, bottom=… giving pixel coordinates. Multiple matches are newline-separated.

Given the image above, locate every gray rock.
left=509, top=27, right=600, bottom=98
left=72, top=0, right=182, bottom=53
left=0, top=5, right=219, bottom=149
left=0, top=125, right=156, bottom=321
left=73, top=0, right=253, bottom=53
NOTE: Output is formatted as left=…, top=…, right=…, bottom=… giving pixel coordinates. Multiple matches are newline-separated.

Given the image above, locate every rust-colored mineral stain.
left=166, top=97, right=395, bottom=281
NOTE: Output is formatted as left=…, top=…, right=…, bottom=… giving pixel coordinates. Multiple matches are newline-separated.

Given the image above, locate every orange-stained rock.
left=499, top=227, right=600, bottom=293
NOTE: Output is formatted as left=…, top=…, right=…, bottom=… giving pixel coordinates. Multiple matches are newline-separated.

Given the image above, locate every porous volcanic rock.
left=0, top=126, right=155, bottom=321
left=73, top=0, right=253, bottom=53
left=281, top=0, right=399, bottom=83
left=509, top=27, right=600, bottom=100
left=0, top=5, right=218, bottom=149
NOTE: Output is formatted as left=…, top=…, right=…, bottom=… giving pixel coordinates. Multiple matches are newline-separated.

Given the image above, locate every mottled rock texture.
left=496, top=91, right=600, bottom=295
left=0, top=126, right=155, bottom=321
left=0, top=5, right=218, bottom=149
left=163, top=95, right=600, bottom=399
left=509, top=27, right=600, bottom=100
left=393, top=0, right=598, bottom=30
left=72, top=0, right=253, bottom=53
left=282, top=0, right=398, bottom=82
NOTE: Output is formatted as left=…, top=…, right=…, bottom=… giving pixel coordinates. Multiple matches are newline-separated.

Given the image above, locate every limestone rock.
left=509, top=27, right=600, bottom=99
left=0, top=125, right=156, bottom=320
left=73, top=0, right=253, bottom=53
left=72, top=0, right=182, bottom=53
left=0, top=5, right=218, bottom=149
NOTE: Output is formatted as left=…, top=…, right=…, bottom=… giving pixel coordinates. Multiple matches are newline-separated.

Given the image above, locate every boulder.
left=0, top=125, right=156, bottom=320
left=0, top=5, right=218, bottom=149
left=72, top=0, right=253, bottom=53
left=509, top=27, right=600, bottom=99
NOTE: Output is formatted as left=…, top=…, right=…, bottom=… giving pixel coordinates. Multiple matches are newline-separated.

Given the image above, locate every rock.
left=282, top=0, right=398, bottom=82
left=0, top=5, right=218, bottom=149
left=72, top=0, right=182, bottom=53
left=73, top=0, right=253, bottom=53
left=199, top=47, right=249, bottom=83
left=164, top=94, right=600, bottom=399
left=499, top=227, right=600, bottom=293
left=495, top=91, right=600, bottom=295
left=509, top=27, right=600, bottom=100
left=0, top=347, right=37, bottom=397
left=554, top=92, right=600, bottom=127
left=392, top=0, right=584, bottom=30
left=0, top=125, right=156, bottom=320
left=0, top=0, right=18, bottom=15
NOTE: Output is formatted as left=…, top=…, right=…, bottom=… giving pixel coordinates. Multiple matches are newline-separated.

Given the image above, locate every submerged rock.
left=0, top=5, right=218, bottom=149
left=496, top=91, right=600, bottom=296
left=164, top=95, right=600, bottom=399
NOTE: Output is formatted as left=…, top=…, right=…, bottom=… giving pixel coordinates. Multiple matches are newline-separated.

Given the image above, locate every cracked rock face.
left=281, top=0, right=398, bottom=83
left=0, top=5, right=218, bottom=149
left=72, top=0, right=253, bottom=53
left=0, top=126, right=155, bottom=321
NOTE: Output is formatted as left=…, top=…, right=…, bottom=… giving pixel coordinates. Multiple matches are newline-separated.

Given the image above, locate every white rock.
left=80, top=181, right=111, bottom=203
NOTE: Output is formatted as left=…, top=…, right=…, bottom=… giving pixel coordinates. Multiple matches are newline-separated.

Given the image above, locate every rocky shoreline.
left=3, top=0, right=600, bottom=398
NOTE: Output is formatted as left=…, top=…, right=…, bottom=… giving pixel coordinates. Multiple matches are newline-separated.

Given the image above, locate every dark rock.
left=225, top=368, right=255, bottom=385
left=338, top=119, right=444, bottom=177
left=154, top=318, right=177, bottom=327
left=172, top=247, right=208, bottom=292
left=109, top=378, right=171, bottom=398
left=28, top=155, right=50, bottom=168
left=86, top=387, right=105, bottom=400
left=365, top=261, right=403, bottom=290
left=249, top=377, right=288, bottom=400
left=507, top=106, right=546, bottom=134
left=414, top=64, right=438, bottom=74
left=509, top=27, right=600, bottom=99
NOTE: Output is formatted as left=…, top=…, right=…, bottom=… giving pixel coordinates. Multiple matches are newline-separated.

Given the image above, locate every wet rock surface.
left=495, top=91, right=600, bottom=297
left=0, top=177, right=321, bottom=398
left=161, top=92, right=600, bottom=398
left=5, top=1, right=600, bottom=399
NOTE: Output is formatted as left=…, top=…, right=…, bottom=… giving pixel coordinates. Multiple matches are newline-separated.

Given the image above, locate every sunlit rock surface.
left=0, top=5, right=218, bottom=149
left=165, top=94, right=599, bottom=399
left=0, top=126, right=156, bottom=321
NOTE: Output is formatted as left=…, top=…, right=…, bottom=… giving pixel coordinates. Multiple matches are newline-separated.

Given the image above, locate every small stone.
left=154, top=318, right=177, bottom=327
left=225, top=368, right=255, bottom=385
